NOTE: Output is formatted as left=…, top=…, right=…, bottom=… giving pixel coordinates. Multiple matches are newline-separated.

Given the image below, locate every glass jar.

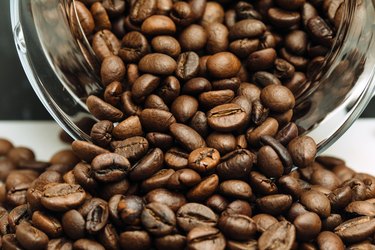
left=10, top=0, right=375, bottom=153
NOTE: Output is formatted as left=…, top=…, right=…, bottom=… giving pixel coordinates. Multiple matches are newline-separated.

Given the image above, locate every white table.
left=0, top=120, right=374, bottom=174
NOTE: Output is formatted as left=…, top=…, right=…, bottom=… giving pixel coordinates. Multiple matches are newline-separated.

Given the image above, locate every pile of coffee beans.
left=2, top=136, right=375, bottom=250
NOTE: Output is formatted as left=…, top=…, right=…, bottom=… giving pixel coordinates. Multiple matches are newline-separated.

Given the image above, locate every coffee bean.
left=300, top=190, right=331, bottom=218
left=141, top=202, right=176, bottom=236
left=335, top=216, right=375, bottom=243
left=188, top=147, right=220, bottom=174
left=164, top=147, right=189, bottom=170
left=227, top=240, right=258, bottom=250
left=200, top=2, right=225, bottom=25
left=205, top=23, right=229, bottom=54
left=213, top=77, right=241, bottom=91
left=171, top=95, right=199, bottom=123
left=31, top=211, right=62, bottom=238
left=249, top=171, right=278, bottom=195
left=345, top=201, right=375, bottom=216
left=189, top=111, right=209, bottom=137
left=145, top=94, right=170, bottom=111
left=16, top=222, right=49, bottom=250
left=121, top=91, right=142, bottom=117
left=145, top=188, right=186, bottom=212
left=219, top=180, right=252, bottom=200
left=322, top=213, right=343, bottom=231
left=47, top=238, right=73, bottom=250
left=187, top=226, right=225, bottom=250
left=223, top=200, right=252, bottom=217
left=0, top=139, right=13, bottom=156
left=140, top=109, right=176, bottom=132
left=229, top=19, right=266, bottom=40
left=73, top=239, right=105, bottom=250
left=199, top=90, right=235, bottom=109
left=206, top=133, right=236, bottom=155
left=130, top=148, right=164, bottom=181
left=167, top=169, right=201, bottom=190
left=130, top=0, right=156, bottom=23
left=307, top=16, right=333, bottom=47
left=85, top=200, right=109, bottom=234
left=207, top=103, right=247, bottom=132
left=100, top=55, right=126, bottom=86
left=113, top=116, right=143, bottom=140
left=92, top=30, right=120, bottom=61
left=75, top=1, right=95, bottom=35
left=294, top=212, right=322, bottom=241
left=119, top=231, right=151, bottom=250
left=91, top=153, right=131, bottom=182
left=257, top=194, right=293, bottom=215
left=187, top=174, right=219, bottom=202
left=258, top=221, right=296, bottom=250
left=175, top=51, right=200, bottom=81
left=218, top=214, right=256, bottom=241
left=182, top=78, right=212, bottom=95
left=41, top=183, right=86, bottom=212
left=62, top=209, right=86, bottom=240
left=169, top=123, right=206, bottom=152
left=119, top=31, right=149, bottom=63
left=252, top=214, right=278, bottom=233
left=206, top=194, right=228, bottom=214
left=317, top=231, right=345, bottom=250
left=141, top=15, right=176, bottom=36
left=177, top=203, right=217, bottom=232
left=155, top=234, right=186, bottom=250
left=86, top=95, right=123, bottom=122
left=207, top=52, right=241, bottom=79
left=278, top=175, right=311, bottom=198
left=267, top=8, right=301, bottom=28
left=101, top=0, right=125, bottom=17
left=146, top=132, right=174, bottom=151
left=139, top=53, right=177, bottom=76
left=288, top=136, right=317, bottom=168
left=217, top=149, right=253, bottom=179
left=247, top=117, right=279, bottom=147
left=247, top=48, right=277, bottom=72
left=91, top=3, right=111, bottom=31
left=180, top=25, right=208, bottom=52
left=151, top=36, right=181, bottom=58
left=111, top=136, right=149, bottom=162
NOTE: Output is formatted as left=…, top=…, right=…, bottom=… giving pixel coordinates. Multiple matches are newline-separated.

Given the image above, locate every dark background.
left=0, top=1, right=374, bottom=120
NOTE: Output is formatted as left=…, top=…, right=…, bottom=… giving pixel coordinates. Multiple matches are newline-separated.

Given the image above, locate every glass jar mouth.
left=10, top=0, right=375, bottom=153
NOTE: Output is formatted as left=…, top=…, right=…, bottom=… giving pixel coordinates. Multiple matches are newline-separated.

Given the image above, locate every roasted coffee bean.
left=189, top=111, right=209, bottom=137
left=300, top=190, right=331, bottom=218
left=91, top=153, right=131, bottom=182
left=206, top=194, right=228, bottom=214
left=223, top=200, right=252, bottom=217
left=121, top=91, right=142, bottom=117
left=322, top=213, right=343, bottom=231
left=335, top=216, right=375, bottom=243
left=138, top=54, right=177, bottom=76
left=8, top=204, right=30, bottom=232
left=100, top=55, right=126, bottom=86
left=119, top=231, right=151, bottom=250
left=62, top=209, right=86, bottom=240
left=285, top=30, right=308, bottom=56
left=247, top=117, right=279, bottom=147
left=260, top=135, right=293, bottom=174
left=141, top=202, right=176, bottom=236
left=157, top=76, right=181, bottom=104
left=85, top=200, right=109, bottom=234
left=97, top=224, right=119, bottom=250
left=206, top=132, right=236, bottom=155
left=177, top=203, right=217, bottom=232
left=15, top=223, right=49, bottom=250
left=252, top=71, right=281, bottom=87
left=175, top=51, right=200, bottom=81
left=119, top=31, right=149, bottom=63
left=141, top=15, right=176, bottom=36
left=47, top=238, right=73, bottom=250
left=218, top=214, right=256, bottom=241
left=294, top=212, right=322, bottom=241
left=171, top=95, right=199, bottom=123
left=101, top=0, right=125, bottom=17
left=90, top=120, right=113, bottom=147
left=130, top=148, right=164, bottom=181
left=267, top=8, right=301, bottom=28
left=32, top=211, right=62, bottom=238
left=182, top=78, right=212, bottom=95
left=187, top=226, right=225, bottom=250
left=247, top=48, right=277, bottom=72
left=249, top=171, right=278, bottom=195
left=278, top=175, right=311, bottom=198
left=73, top=239, right=105, bottom=250
left=212, top=77, right=241, bottom=91
left=207, top=103, right=247, bottom=132
left=229, top=19, right=266, bottom=40
left=169, top=123, right=206, bottom=152
left=216, top=149, right=253, bottom=180
left=251, top=100, right=269, bottom=126
left=317, top=231, right=345, bottom=250
left=345, top=201, right=375, bottom=216
left=307, top=16, right=333, bottom=47
left=288, top=136, right=317, bottom=168
left=200, top=2, right=224, bottom=25
left=145, top=188, right=186, bottom=212
left=41, top=183, right=86, bottom=211
left=188, top=147, right=220, bottom=174
left=155, top=234, right=186, bottom=250
left=112, top=116, right=143, bottom=140
left=0, top=138, right=13, bottom=156
left=257, top=194, right=293, bottom=215
left=130, top=0, right=156, bottom=23
left=179, top=25, right=208, bottom=52
left=199, top=90, right=235, bottom=109
left=151, top=36, right=181, bottom=58
left=205, top=23, right=229, bottom=54
left=146, top=132, right=173, bottom=151
left=75, top=1, right=95, bottom=35
left=91, top=3, right=111, bottom=31
left=140, top=109, right=176, bottom=132
left=207, top=52, right=241, bottom=79
left=86, top=95, right=123, bottom=122
left=170, top=2, right=195, bottom=26
left=111, top=136, right=149, bottom=162
left=258, top=221, right=296, bottom=250
left=7, top=147, right=35, bottom=165
left=187, top=174, right=219, bottom=202
left=100, top=179, right=130, bottom=200
left=165, top=147, right=189, bottom=170
left=310, top=168, right=340, bottom=190
left=219, top=180, right=252, bottom=200
left=92, top=30, right=120, bottom=62
left=167, top=169, right=201, bottom=190
left=252, top=214, right=278, bottom=233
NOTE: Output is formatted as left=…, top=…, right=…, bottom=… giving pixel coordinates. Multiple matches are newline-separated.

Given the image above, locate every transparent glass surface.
left=10, top=0, right=375, bottom=153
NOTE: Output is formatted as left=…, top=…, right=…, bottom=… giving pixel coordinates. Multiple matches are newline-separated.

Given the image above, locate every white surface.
left=0, top=120, right=374, bottom=174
